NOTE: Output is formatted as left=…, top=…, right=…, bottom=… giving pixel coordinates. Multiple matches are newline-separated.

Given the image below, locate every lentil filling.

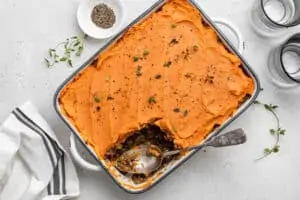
left=105, top=124, right=178, bottom=184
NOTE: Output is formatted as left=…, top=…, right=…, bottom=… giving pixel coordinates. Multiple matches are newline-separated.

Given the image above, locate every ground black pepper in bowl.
left=91, top=3, right=116, bottom=29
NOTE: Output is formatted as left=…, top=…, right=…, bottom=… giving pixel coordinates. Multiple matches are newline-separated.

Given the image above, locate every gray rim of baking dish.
left=53, top=0, right=261, bottom=194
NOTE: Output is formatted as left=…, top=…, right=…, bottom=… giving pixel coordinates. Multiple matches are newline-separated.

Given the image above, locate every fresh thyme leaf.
left=76, top=46, right=84, bottom=56
left=163, top=61, right=172, bottom=67
left=65, top=49, right=71, bottom=54
left=60, top=57, right=68, bottom=62
left=49, top=49, right=56, bottom=57
left=44, top=58, right=53, bottom=68
left=143, top=50, right=150, bottom=57
left=271, top=105, right=278, bottom=109
left=133, top=56, right=139, bottom=62
left=64, top=42, right=68, bottom=49
left=67, top=59, right=73, bottom=67
left=253, top=100, right=261, bottom=104
left=94, top=96, right=101, bottom=103
left=148, top=96, right=156, bottom=104
left=264, top=104, right=271, bottom=111
left=269, top=129, right=275, bottom=135
left=73, top=41, right=80, bottom=47
left=273, top=145, right=280, bottom=153
left=264, top=104, right=278, bottom=111
left=171, top=24, right=177, bottom=28
left=264, top=148, right=271, bottom=154
left=279, top=129, right=286, bottom=135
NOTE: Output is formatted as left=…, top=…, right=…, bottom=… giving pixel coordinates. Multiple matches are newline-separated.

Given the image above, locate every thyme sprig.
left=44, top=36, right=84, bottom=68
left=148, top=96, right=156, bottom=104
left=253, top=100, right=286, bottom=161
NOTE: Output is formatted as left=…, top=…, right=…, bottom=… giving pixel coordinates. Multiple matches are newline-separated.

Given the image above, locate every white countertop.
left=1, top=0, right=300, bottom=199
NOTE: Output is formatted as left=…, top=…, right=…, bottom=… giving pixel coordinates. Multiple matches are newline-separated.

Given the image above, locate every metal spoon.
left=115, top=128, right=246, bottom=174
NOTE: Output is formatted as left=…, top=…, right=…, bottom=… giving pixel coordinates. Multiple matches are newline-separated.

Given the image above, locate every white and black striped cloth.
left=0, top=101, right=79, bottom=200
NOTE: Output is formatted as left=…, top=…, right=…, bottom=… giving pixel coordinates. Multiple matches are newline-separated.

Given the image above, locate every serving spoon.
left=115, top=128, right=246, bottom=174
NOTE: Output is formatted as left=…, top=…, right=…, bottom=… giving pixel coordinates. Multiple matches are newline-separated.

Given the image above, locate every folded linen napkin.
left=0, top=101, right=79, bottom=200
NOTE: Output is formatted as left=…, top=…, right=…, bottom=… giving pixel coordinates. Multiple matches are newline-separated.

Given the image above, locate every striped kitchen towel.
left=0, top=101, right=79, bottom=200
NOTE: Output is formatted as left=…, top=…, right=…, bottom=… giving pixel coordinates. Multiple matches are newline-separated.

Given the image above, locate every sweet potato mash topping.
left=59, top=0, right=254, bottom=159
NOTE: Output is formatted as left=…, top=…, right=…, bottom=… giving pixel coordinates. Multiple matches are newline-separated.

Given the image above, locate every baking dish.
left=54, top=0, right=260, bottom=194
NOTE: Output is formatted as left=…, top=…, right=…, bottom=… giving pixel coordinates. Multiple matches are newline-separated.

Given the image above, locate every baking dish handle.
left=212, top=18, right=244, bottom=55
left=69, top=134, right=102, bottom=172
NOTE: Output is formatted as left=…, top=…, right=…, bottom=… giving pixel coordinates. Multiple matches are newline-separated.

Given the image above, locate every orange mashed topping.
left=59, top=0, right=254, bottom=159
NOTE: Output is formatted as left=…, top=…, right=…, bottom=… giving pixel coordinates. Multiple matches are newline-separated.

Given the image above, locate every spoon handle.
left=162, top=128, right=246, bottom=158
left=204, top=128, right=246, bottom=147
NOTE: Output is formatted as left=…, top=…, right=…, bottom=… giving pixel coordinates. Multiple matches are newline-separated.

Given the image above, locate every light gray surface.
left=1, top=0, right=300, bottom=199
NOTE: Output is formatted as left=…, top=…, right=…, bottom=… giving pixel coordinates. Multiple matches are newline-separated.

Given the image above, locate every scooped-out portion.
left=58, top=0, right=254, bottom=186
left=106, top=124, right=178, bottom=184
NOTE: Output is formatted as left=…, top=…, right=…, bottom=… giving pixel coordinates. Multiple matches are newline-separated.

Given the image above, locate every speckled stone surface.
left=1, top=0, right=300, bottom=199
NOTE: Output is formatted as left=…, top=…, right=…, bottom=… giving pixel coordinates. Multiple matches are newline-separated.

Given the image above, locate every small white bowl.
left=77, top=0, right=125, bottom=39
